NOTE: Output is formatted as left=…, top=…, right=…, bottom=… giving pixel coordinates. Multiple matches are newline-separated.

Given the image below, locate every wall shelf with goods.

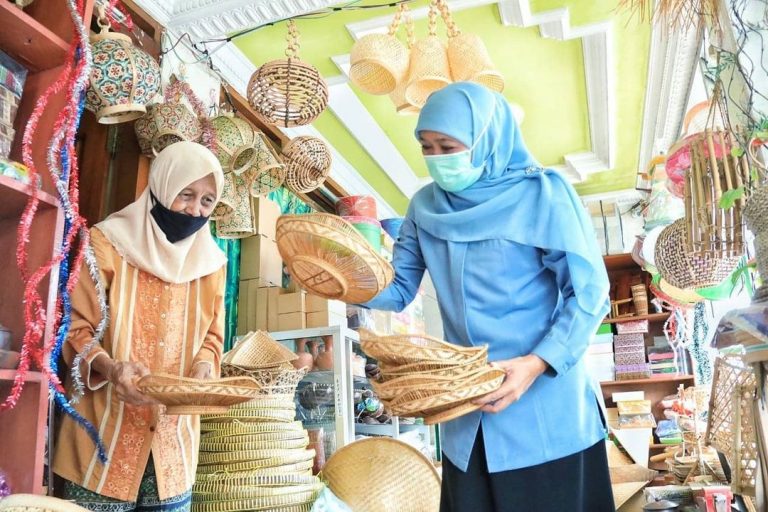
left=0, top=1, right=98, bottom=496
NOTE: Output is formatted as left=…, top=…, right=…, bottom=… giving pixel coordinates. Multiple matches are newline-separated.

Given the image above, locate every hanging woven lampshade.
left=404, top=3, right=451, bottom=108
left=282, top=136, right=332, bottom=194
left=211, top=114, right=259, bottom=174
left=86, top=12, right=160, bottom=124
left=349, top=4, right=410, bottom=95
left=133, top=103, right=202, bottom=157
left=654, top=219, right=740, bottom=289
left=247, top=132, right=287, bottom=197
left=247, top=20, right=328, bottom=128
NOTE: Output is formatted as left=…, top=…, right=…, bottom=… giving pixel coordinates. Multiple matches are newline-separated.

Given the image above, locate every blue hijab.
left=411, top=82, right=608, bottom=315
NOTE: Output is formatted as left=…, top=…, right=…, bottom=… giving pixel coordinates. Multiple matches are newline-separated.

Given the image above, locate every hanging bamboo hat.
left=247, top=20, right=328, bottom=128
left=349, top=4, right=410, bottom=95
left=404, top=0, right=452, bottom=108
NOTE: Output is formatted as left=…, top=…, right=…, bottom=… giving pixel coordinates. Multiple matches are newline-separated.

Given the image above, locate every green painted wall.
left=235, top=0, right=651, bottom=212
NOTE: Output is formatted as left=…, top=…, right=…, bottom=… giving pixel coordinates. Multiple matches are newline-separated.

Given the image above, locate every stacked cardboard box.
left=585, top=330, right=615, bottom=382
left=613, top=333, right=650, bottom=380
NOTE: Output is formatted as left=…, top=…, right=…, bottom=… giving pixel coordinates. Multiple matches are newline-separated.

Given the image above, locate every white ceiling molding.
left=636, top=21, right=702, bottom=184
left=134, top=0, right=340, bottom=40
left=210, top=43, right=400, bottom=218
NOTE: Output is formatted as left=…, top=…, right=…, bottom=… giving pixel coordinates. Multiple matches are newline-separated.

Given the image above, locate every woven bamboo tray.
left=196, top=472, right=321, bottom=488
left=200, top=436, right=309, bottom=452
left=378, top=350, right=488, bottom=380
left=422, top=400, right=484, bottom=425
left=276, top=213, right=394, bottom=304
left=198, top=448, right=316, bottom=466
left=372, top=367, right=497, bottom=401
left=224, top=331, right=298, bottom=369
left=201, top=423, right=306, bottom=440
left=222, top=363, right=307, bottom=396
left=0, top=495, right=90, bottom=512
left=200, top=420, right=305, bottom=435
left=321, top=437, right=440, bottom=512
left=360, top=330, right=486, bottom=365
left=196, top=458, right=314, bottom=476
left=202, top=406, right=297, bottom=423
left=137, top=374, right=262, bottom=414
left=192, top=499, right=314, bottom=512
left=193, top=483, right=324, bottom=502
left=229, top=398, right=296, bottom=410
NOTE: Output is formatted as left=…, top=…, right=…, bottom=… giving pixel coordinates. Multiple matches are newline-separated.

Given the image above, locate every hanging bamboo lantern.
left=388, top=4, right=420, bottom=115
left=404, top=1, right=451, bottom=108
left=247, top=20, right=328, bottom=128
left=210, top=114, right=259, bottom=175
left=86, top=9, right=160, bottom=124
left=133, top=103, right=202, bottom=157
left=283, top=136, right=332, bottom=194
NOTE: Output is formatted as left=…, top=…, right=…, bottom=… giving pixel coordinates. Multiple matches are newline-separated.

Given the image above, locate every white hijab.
left=96, top=141, right=227, bottom=284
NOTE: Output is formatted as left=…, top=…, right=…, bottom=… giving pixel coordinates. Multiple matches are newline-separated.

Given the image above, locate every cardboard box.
left=252, top=197, right=281, bottom=240
left=278, top=312, right=306, bottom=331
left=241, top=236, right=282, bottom=285
left=256, top=287, right=269, bottom=331
left=237, top=284, right=247, bottom=335
left=268, top=287, right=281, bottom=331
left=305, top=294, right=328, bottom=313
left=278, top=292, right=306, bottom=314
left=306, top=310, right=347, bottom=328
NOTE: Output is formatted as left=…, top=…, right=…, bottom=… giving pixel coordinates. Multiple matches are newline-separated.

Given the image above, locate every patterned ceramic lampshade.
left=86, top=26, right=160, bottom=124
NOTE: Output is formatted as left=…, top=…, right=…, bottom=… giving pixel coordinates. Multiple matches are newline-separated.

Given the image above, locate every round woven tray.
left=200, top=435, right=309, bottom=452
left=229, top=398, right=296, bottom=411
left=198, top=448, right=316, bottom=466
left=196, top=458, right=314, bottom=476
left=193, top=483, right=324, bottom=502
left=196, top=472, right=320, bottom=488
left=224, top=331, right=298, bottom=369
left=137, top=374, right=262, bottom=415
left=201, top=421, right=305, bottom=438
left=378, top=350, right=488, bottom=379
left=202, top=406, right=297, bottom=424
left=192, top=499, right=314, bottom=512
left=322, top=437, right=440, bottom=512
left=422, top=400, right=484, bottom=425
left=360, top=331, right=486, bottom=365
left=276, top=213, right=394, bottom=303
left=0, top=495, right=90, bottom=512
left=373, top=366, right=499, bottom=401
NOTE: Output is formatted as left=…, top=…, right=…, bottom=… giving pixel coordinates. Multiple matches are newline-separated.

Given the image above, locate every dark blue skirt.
left=440, top=428, right=615, bottom=512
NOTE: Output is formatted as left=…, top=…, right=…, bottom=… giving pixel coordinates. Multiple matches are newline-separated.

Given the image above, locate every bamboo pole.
left=693, top=143, right=709, bottom=253
left=706, top=131, right=725, bottom=255
left=685, top=167, right=695, bottom=251
left=719, top=131, right=735, bottom=255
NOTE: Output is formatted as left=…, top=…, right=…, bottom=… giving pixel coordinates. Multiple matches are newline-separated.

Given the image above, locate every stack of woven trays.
left=360, top=329, right=505, bottom=425
left=192, top=332, right=322, bottom=512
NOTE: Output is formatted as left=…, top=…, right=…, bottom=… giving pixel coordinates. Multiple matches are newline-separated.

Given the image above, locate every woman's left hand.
left=472, top=354, right=549, bottom=413
left=189, top=362, right=214, bottom=379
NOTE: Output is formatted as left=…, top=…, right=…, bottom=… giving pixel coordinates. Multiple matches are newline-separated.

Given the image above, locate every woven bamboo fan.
left=224, top=331, right=298, bottom=369
left=439, top=0, right=504, bottom=92
left=276, top=213, right=394, bottom=303
left=282, top=136, right=332, bottom=194
left=137, top=374, right=261, bottom=414
left=349, top=3, right=410, bottom=95
left=654, top=219, right=740, bottom=290
left=405, top=1, right=452, bottom=108
left=322, top=438, right=441, bottom=512
left=247, top=20, right=328, bottom=128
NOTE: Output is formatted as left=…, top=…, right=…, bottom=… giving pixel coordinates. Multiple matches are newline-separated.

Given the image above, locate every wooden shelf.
left=0, top=2, right=69, bottom=72
left=600, top=375, right=694, bottom=387
left=0, top=174, right=59, bottom=220
left=0, top=369, right=46, bottom=383
left=603, top=253, right=638, bottom=272
left=601, top=312, right=670, bottom=325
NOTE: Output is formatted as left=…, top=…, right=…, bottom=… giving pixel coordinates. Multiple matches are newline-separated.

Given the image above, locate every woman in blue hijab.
left=365, top=82, right=615, bottom=511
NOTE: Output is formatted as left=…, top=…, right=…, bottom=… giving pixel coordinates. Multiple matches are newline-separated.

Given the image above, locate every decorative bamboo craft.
left=349, top=3, right=410, bottom=95
left=247, top=20, right=328, bottom=128
left=377, top=352, right=488, bottom=381
left=616, top=0, right=722, bottom=32
left=136, top=374, right=261, bottom=414
left=276, top=214, right=394, bottom=304
left=134, top=103, right=202, bottom=157
left=654, top=219, right=740, bottom=289
left=631, top=284, right=649, bottom=315
left=221, top=363, right=307, bottom=396
left=321, top=438, right=441, bottom=512
left=405, top=1, right=451, bottom=108
left=210, top=114, right=260, bottom=175
left=388, top=4, right=420, bottom=115
left=282, top=136, right=332, bottom=194
left=706, top=357, right=759, bottom=496
left=223, top=331, right=298, bottom=369
left=684, top=129, right=749, bottom=257
left=360, top=330, right=486, bottom=365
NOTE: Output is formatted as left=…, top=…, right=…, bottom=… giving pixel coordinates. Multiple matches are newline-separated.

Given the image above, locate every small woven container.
left=137, top=374, right=261, bottom=414
left=447, top=32, right=504, bottom=92
left=390, top=65, right=421, bottom=115
left=349, top=4, right=410, bottom=97
left=211, top=114, right=259, bottom=174
left=631, top=284, right=649, bottom=315
left=0, top=495, right=90, bottom=512
left=321, top=438, right=440, bottom=512
left=276, top=213, right=394, bottom=303
left=282, top=136, right=332, bottom=194
left=247, top=21, right=328, bottom=128
left=615, top=363, right=652, bottom=380
left=224, top=331, right=298, bottom=369
left=613, top=333, right=645, bottom=349
left=134, top=103, right=202, bottom=157
left=655, top=219, right=740, bottom=289
left=744, top=185, right=768, bottom=278
left=193, top=482, right=323, bottom=501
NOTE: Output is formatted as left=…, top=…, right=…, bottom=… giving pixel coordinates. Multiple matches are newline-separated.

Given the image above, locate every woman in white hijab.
left=54, top=142, right=227, bottom=511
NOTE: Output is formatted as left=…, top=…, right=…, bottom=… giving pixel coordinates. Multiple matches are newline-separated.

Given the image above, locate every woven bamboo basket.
left=655, top=219, right=740, bottom=289
left=405, top=1, right=451, bottom=108
left=248, top=132, right=287, bottom=197
left=349, top=4, right=410, bottom=95
left=200, top=436, right=309, bottom=453
left=373, top=366, right=495, bottom=401
left=202, top=407, right=298, bottom=423
left=683, top=128, right=749, bottom=257
left=134, top=103, right=202, bottom=157
left=422, top=400, right=484, bottom=425
left=377, top=349, right=487, bottom=379
left=631, top=284, right=649, bottom=315
left=198, top=448, right=316, bottom=466
left=247, top=21, right=327, bottom=128
left=360, top=330, right=486, bottom=365
left=195, top=458, right=314, bottom=476
left=224, top=331, right=298, bottom=369
left=321, top=438, right=440, bottom=512
left=282, top=136, right=332, bottom=194
left=193, top=482, right=324, bottom=501
left=228, top=398, right=296, bottom=411
left=276, top=213, right=394, bottom=303
left=384, top=367, right=504, bottom=416
left=211, top=114, right=259, bottom=174
left=706, top=356, right=759, bottom=496
left=200, top=420, right=305, bottom=438
left=0, top=495, right=90, bottom=512
left=221, top=363, right=306, bottom=396
left=388, top=4, right=420, bottom=115
left=192, top=498, right=314, bottom=512
left=196, top=472, right=320, bottom=488
left=136, top=374, right=261, bottom=414
left=744, top=185, right=768, bottom=278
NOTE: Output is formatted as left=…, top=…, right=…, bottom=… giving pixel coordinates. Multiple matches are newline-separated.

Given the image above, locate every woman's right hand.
left=105, top=361, right=158, bottom=406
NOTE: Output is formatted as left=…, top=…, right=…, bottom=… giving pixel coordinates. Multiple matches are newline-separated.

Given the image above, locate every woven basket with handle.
left=276, top=213, right=394, bottom=303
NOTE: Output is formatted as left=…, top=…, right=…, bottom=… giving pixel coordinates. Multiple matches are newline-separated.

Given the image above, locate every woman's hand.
left=189, top=361, right=214, bottom=380
left=472, top=354, right=549, bottom=413
left=105, top=360, right=158, bottom=406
